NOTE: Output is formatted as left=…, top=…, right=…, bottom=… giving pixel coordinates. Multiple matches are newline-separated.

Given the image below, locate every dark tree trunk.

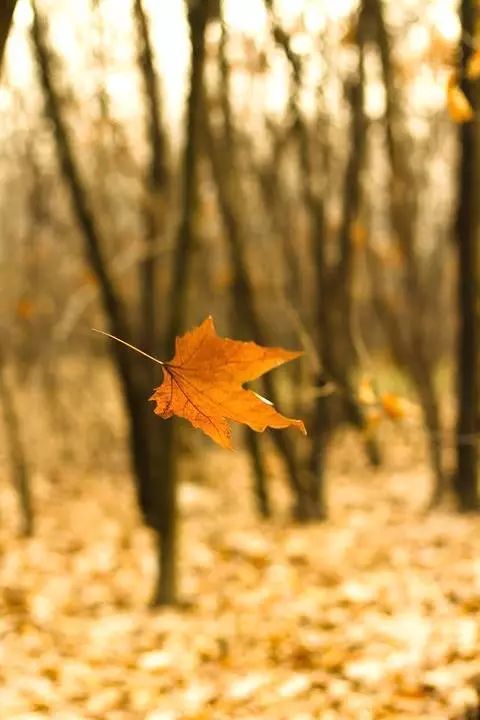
left=216, top=10, right=272, bottom=520
left=31, top=5, right=177, bottom=602
left=202, top=106, right=314, bottom=521
left=0, top=0, right=16, bottom=71
left=0, top=352, right=33, bottom=536
left=166, top=0, right=208, bottom=351
left=133, top=0, right=169, bottom=356
left=367, top=0, right=446, bottom=506
left=454, top=0, right=480, bottom=511
left=244, top=429, right=271, bottom=518
left=150, top=0, right=210, bottom=605
left=266, top=0, right=377, bottom=515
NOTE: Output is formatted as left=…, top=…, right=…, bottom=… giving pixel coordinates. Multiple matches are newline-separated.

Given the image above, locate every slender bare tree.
left=454, top=0, right=480, bottom=511
left=30, top=0, right=210, bottom=605
left=0, top=347, right=33, bottom=536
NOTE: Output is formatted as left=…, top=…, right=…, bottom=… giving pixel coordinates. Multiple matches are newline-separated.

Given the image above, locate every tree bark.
left=244, top=429, right=271, bottom=518
left=367, top=0, right=446, bottom=506
left=0, top=351, right=33, bottom=536
left=454, top=0, right=480, bottom=511
left=202, top=104, right=314, bottom=520
left=150, top=0, right=210, bottom=605
left=133, top=0, right=169, bottom=356
left=266, top=0, right=378, bottom=513
left=216, top=9, right=272, bottom=520
left=0, top=0, right=17, bottom=72
left=31, top=4, right=177, bottom=601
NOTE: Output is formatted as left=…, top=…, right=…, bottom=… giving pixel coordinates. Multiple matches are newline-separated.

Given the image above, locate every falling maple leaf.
left=150, top=317, right=306, bottom=448
left=95, top=317, right=306, bottom=449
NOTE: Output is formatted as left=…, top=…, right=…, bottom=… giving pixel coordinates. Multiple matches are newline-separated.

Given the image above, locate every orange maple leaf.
left=95, top=317, right=306, bottom=449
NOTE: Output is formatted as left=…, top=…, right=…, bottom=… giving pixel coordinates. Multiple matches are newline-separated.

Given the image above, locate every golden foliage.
left=380, top=391, right=407, bottom=421
left=358, top=377, right=419, bottom=428
left=2, top=453, right=480, bottom=718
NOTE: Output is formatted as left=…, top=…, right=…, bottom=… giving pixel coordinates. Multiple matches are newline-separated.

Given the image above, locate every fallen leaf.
left=145, top=711, right=178, bottom=720
left=137, top=650, right=175, bottom=672
left=182, top=681, right=217, bottom=713
left=149, top=316, right=306, bottom=448
left=277, top=673, right=312, bottom=698
left=226, top=672, right=271, bottom=701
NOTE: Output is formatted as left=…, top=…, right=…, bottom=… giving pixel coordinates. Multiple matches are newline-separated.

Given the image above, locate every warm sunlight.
left=0, top=0, right=478, bottom=718
left=4, top=0, right=461, bottom=125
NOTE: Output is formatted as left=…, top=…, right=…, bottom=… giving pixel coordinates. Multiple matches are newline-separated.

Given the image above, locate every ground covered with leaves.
left=2, top=433, right=480, bottom=719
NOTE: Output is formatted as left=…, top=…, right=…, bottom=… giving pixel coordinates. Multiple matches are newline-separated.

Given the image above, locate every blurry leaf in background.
left=78, top=268, right=98, bottom=288
left=212, top=267, right=233, bottom=290
left=380, top=392, right=407, bottom=421
left=349, top=219, right=367, bottom=249
left=358, top=379, right=418, bottom=426
left=357, top=376, right=377, bottom=407
left=467, top=49, right=480, bottom=80
left=15, top=297, right=35, bottom=321
left=447, top=75, right=474, bottom=123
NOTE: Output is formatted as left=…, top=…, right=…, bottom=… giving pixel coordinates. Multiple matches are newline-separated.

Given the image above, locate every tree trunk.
left=133, top=0, right=169, bottom=356
left=0, top=0, right=16, bottom=72
left=367, top=0, right=446, bottom=505
left=455, top=0, right=480, bottom=511
left=266, top=0, right=377, bottom=511
left=0, top=352, right=33, bottom=536
left=31, top=4, right=177, bottom=601
left=150, top=0, right=210, bottom=604
left=244, top=429, right=271, bottom=518
left=202, top=105, right=314, bottom=520
left=216, top=12, right=272, bottom=520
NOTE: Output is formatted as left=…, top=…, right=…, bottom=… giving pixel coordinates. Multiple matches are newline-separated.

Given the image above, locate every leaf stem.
left=92, top=328, right=165, bottom=366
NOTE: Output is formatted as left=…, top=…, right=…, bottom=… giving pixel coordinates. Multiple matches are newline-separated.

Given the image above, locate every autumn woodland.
left=1, top=0, right=480, bottom=717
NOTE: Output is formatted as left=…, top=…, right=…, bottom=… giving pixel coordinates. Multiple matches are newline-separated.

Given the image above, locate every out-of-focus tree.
left=202, top=27, right=315, bottom=521
left=0, top=0, right=17, bottom=71
left=454, top=0, right=480, bottom=511
left=0, top=346, right=33, bottom=536
left=361, top=0, right=446, bottom=508
left=0, top=0, right=471, bottom=602
left=264, top=0, right=381, bottom=517
left=30, top=0, right=210, bottom=605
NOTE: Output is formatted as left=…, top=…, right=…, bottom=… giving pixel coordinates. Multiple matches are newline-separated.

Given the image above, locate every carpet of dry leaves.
left=2, top=428, right=480, bottom=720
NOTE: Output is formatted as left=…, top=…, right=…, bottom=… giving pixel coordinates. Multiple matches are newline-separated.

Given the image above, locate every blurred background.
left=1, top=1, right=480, bottom=717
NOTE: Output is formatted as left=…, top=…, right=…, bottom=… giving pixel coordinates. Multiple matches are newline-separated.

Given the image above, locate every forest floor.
left=1, top=428, right=480, bottom=719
